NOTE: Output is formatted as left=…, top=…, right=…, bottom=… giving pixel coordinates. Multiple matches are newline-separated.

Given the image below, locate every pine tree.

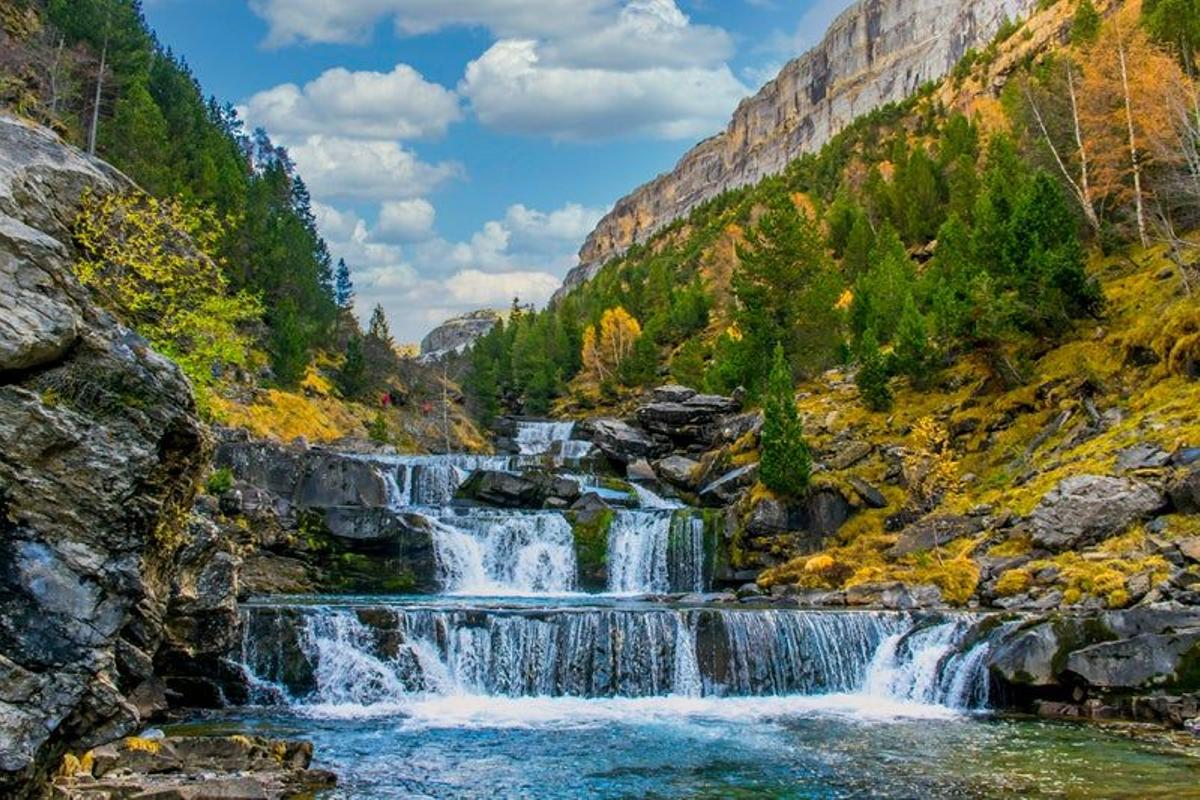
left=335, top=258, right=354, bottom=308
left=368, top=304, right=393, bottom=347
left=842, top=211, right=875, bottom=280
left=856, top=329, right=893, bottom=412
left=1071, top=0, right=1102, bottom=45
left=760, top=343, right=811, bottom=497
left=338, top=335, right=367, bottom=398
left=894, top=294, right=935, bottom=385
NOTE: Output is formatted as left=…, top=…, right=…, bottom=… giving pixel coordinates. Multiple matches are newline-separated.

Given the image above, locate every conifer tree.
left=368, top=304, right=393, bottom=347
left=856, top=329, right=893, bottom=412
left=335, top=259, right=354, bottom=308
left=760, top=343, right=811, bottom=497
left=894, top=294, right=935, bottom=385
left=338, top=335, right=367, bottom=398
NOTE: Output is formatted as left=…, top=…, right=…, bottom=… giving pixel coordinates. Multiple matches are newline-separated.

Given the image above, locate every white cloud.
left=461, top=38, right=747, bottom=140
left=313, top=198, right=602, bottom=342
left=249, top=0, right=610, bottom=47
left=286, top=136, right=463, bottom=200
left=444, top=269, right=562, bottom=305
left=243, top=64, right=461, bottom=141
left=376, top=199, right=437, bottom=242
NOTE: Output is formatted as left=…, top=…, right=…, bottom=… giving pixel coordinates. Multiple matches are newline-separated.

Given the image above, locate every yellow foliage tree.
left=580, top=306, right=642, bottom=385
left=1079, top=7, right=1185, bottom=245
left=73, top=190, right=262, bottom=413
left=902, top=417, right=959, bottom=512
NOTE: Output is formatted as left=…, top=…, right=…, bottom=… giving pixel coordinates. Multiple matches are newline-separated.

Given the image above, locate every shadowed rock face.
left=0, top=116, right=207, bottom=797
left=556, top=0, right=1037, bottom=299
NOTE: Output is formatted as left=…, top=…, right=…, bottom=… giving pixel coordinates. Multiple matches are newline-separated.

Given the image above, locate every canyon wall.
left=556, top=0, right=1038, bottom=299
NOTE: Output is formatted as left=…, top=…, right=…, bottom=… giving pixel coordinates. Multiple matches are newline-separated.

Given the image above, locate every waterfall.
left=239, top=603, right=998, bottom=712
left=360, top=454, right=523, bottom=507
left=429, top=511, right=577, bottom=595
left=515, top=421, right=577, bottom=456
left=607, top=511, right=671, bottom=594
left=606, top=510, right=708, bottom=594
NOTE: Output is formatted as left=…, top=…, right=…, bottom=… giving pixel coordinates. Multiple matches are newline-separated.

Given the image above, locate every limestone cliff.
left=419, top=309, right=501, bottom=361
left=0, top=116, right=207, bottom=797
left=557, top=0, right=1037, bottom=298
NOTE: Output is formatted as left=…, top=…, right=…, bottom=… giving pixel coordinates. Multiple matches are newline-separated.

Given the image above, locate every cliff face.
left=419, top=309, right=501, bottom=360
left=557, top=0, right=1037, bottom=298
left=0, top=116, right=207, bottom=797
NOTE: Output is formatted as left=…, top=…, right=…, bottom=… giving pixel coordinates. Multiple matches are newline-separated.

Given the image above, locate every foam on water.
left=429, top=512, right=578, bottom=595
left=514, top=421, right=577, bottom=456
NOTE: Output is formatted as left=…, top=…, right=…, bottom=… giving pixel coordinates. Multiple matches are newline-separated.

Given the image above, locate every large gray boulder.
left=0, top=116, right=207, bottom=796
left=1030, top=475, right=1165, bottom=551
left=635, top=389, right=741, bottom=446
left=591, top=418, right=668, bottom=463
left=1064, top=630, right=1200, bottom=690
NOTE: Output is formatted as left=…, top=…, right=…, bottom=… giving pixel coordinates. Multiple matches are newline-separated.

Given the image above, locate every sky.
left=142, top=0, right=853, bottom=344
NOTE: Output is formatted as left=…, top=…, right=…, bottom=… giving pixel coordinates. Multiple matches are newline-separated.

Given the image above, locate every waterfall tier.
left=239, top=602, right=995, bottom=712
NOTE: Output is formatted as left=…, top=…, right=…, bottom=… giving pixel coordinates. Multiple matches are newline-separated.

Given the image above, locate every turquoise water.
left=173, top=703, right=1200, bottom=799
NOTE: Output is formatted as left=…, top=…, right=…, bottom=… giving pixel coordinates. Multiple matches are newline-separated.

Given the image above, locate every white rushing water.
left=429, top=512, right=578, bottom=595
left=240, top=604, right=997, bottom=720
left=514, top=421, right=577, bottom=456
left=606, top=510, right=707, bottom=594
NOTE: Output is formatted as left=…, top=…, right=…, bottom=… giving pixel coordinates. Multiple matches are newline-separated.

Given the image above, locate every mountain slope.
left=557, top=0, right=1038, bottom=298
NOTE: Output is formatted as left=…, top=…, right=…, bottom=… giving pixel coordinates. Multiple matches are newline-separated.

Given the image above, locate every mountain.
left=556, top=0, right=1037, bottom=299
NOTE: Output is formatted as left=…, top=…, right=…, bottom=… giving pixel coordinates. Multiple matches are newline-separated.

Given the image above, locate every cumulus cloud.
left=249, top=0, right=609, bottom=47
left=314, top=198, right=604, bottom=342
left=376, top=199, right=437, bottom=242
left=461, top=38, right=747, bottom=140
left=444, top=269, right=562, bottom=305
left=286, top=136, right=463, bottom=200
left=243, top=65, right=461, bottom=141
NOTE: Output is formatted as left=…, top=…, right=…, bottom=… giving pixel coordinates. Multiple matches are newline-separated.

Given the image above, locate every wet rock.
left=698, top=464, right=758, bottom=506
left=654, top=455, right=700, bottom=490
left=626, top=458, right=657, bottom=483
left=844, top=581, right=906, bottom=607
left=1030, top=475, right=1166, bottom=552
left=52, top=735, right=337, bottom=800
left=1065, top=630, right=1200, bottom=690
left=313, top=508, right=438, bottom=593
left=847, top=476, right=887, bottom=509
left=989, top=621, right=1065, bottom=687
left=888, top=515, right=984, bottom=558
left=457, top=469, right=543, bottom=507
left=0, top=116, right=206, bottom=796
left=591, top=418, right=669, bottom=463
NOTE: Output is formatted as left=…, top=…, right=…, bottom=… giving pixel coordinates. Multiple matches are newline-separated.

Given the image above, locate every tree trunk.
left=1116, top=25, right=1148, bottom=247
left=88, top=37, right=107, bottom=156
left=1066, top=65, right=1100, bottom=232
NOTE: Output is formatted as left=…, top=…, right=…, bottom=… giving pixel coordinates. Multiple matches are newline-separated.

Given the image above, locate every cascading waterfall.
left=514, top=420, right=577, bottom=455
left=238, top=603, right=997, bottom=710
left=606, top=510, right=708, bottom=594
left=364, top=454, right=525, bottom=507
left=429, top=511, right=578, bottom=595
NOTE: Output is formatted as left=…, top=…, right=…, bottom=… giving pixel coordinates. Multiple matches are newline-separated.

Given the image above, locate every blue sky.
left=142, top=0, right=851, bottom=342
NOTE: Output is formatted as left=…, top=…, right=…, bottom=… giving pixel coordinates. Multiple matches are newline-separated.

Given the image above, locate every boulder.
left=0, top=115, right=207, bottom=796
left=712, top=412, right=763, bottom=447
left=635, top=391, right=741, bottom=446
left=806, top=487, right=852, bottom=538
left=698, top=464, right=758, bottom=506
left=847, top=476, right=887, bottom=509
left=654, top=455, right=700, bottom=490
left=591, top=418, right=668, bottom=463
left=52, top=735, right=337, bottom=800
left=457, top=469, right=543, bottom=508
left=1116, top=443, right=1172, bottom=472
left=651, top=384, right=697, bottom=403
left=314, top=508, right=438, bottom=593
left=826, top=441, right=873, bottom=470
left=888, top=515, right=985, bottom=558
left=626, top=458, right=657, bottom=483
left=1065, top=630, right=1200, bottom=690
left=1030, top=475, right=1166, bottom=551
left=880, top=583, right=943, bottom=609
left=988, top=621, right=1066, bottom=687
left=1169, top=467, right=1200, bottom=514
left=744, top=495, right=791, bottom=537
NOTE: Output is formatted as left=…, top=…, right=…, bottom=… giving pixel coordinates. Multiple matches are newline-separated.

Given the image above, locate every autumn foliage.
left=580, top=306, right=642, bottom=386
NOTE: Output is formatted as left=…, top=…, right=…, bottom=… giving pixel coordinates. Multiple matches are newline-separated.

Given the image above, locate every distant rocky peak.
left=419, top=309, right=502, bottom=361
